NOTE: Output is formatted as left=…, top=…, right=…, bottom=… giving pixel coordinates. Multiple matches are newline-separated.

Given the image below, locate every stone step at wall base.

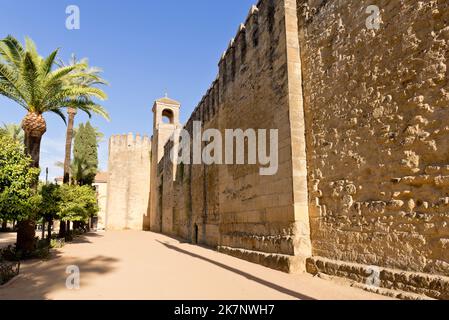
left=307, top=256, right=449, bottom=300
left=217, top=245, right=307, bottom=273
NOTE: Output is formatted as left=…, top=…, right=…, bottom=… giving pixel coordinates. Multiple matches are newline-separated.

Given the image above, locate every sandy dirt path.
left=0, top=231, right=393, bottom=300
left=0, top=233, right=16, bottom=249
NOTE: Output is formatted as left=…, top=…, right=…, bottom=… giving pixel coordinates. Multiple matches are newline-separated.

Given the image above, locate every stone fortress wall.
left=106, top=0, right=449, bottom=299
left=297, top=0, right=449, bottom=299
left=106, top=133, right=151, bottom=230
left=150, top=0, right=311, bottom=273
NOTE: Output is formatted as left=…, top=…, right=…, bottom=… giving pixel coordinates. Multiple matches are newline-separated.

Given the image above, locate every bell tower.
left=147, top=95, right=181, bottom=231
left=151, top=95, right=181, bottom=160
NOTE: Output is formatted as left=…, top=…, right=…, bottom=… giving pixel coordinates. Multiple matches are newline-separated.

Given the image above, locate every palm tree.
left=60, top=55, right=109, bottom=184
left=0, top=35, right=108, bottom=252
left=57, top=123, right=105, bottom=183
left=55, top=156, right=92, bottom=186
left=0, top=123, right=24, bottom=144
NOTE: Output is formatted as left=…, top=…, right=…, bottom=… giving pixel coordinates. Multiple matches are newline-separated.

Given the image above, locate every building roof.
left=94, top=172, right=109, bottom=183
left=156, top=96, right=180, bottom=106
left=54, top=172, right=108, bottom=184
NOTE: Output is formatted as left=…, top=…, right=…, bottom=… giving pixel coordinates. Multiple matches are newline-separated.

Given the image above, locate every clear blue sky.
left=0, top=0, right=255, bottom=180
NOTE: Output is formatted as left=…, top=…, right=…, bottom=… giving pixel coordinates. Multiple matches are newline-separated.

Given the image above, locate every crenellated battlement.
left=109, top=133, right=151, bottom=153
left=219, top=4, right=259, bottom=65
left=182, top=0, right=281, bottom=131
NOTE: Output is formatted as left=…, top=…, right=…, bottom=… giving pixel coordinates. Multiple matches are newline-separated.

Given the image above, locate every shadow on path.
left=0, top=254, right=118, bottom=299
left=68, top=232, right=105, bottom=244
left=157, top=240, right=315, bottom=300
left=0, top=242, right=118, bottom=300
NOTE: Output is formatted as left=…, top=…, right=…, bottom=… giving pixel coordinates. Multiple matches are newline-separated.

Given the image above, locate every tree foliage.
left=0, top=35, right=109, bottom=252
left=58, top=184, right=98, bottom=223
left=38, top=183, right=61, bottom=223
left=72, top=122, right=98, bottom=185
left=0, top=123, right=24, bottom=144
left=60, top=54, right=109, bottom=185
left=0, top=36, right=109, bottom=121
left=0, top=136, right=40, bottom=221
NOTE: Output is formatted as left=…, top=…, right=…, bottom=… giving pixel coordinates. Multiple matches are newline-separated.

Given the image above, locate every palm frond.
left=54, top=161, right=65, bottom=169
left=49, top=108, right=67, bottom=125
left=0, top=62, right=26, bottom=104
left=67, top=99, right=110, bottom=121
left=0, top=62, right=19, bottom=86
left=44, top=86, right=107, bottom=109
left=0, top=81, right=27, bottom=108
left=20, top=52, right=39, bottom=108
left=24, top=37, right=37, bottom=56
left=82, top=103, right=110, bottom=121
left=0, top=123, right=24, bottom=143
left=0, top=36, right=109, bottom=126
left=40, top=49, right=59, bottom=76
left=0, top=35, right=24, bottom=67
left=45, top=65, right=78, bottom=84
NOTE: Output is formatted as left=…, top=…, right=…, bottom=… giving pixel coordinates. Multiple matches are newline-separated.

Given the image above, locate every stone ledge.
left=306, top=256, right=449, bottom=300
left=217, top=245, right=307, bottom=273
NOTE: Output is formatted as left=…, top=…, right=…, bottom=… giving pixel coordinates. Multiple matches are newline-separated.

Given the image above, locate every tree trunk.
left=23, top=132, right=43, bottom=169
left=1, top=220, right=7, bottom=231
left=22, top=112, right=46, bottom=169
left=17, top=112, right=46, bottom=253
left=47, top=219, right=52, bottom=243
left=17, top=133, right=42, bottom=252
left=66, top=221, right=71, bottom=240
left=59, top=220, right=66, bottom=238
left=41, top=221, right=45, bottom=240
left=63, top=109, right=77, bottom=184
left=16, top=220, right=36, bottom=254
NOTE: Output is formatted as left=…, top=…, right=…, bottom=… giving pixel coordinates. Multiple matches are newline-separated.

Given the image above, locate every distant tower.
left=148, top=96, right=181, bottom=231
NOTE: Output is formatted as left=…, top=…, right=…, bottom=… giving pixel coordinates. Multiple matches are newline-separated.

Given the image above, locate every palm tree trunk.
left=60, top=109, right=76, bottom=238
left=24, top=132, right=43, bottom=169
left=17, top=112, right=46, bottom=253
left=63, top=108, right=77, bottom=184
left=16, top=131, right=43, bottom=253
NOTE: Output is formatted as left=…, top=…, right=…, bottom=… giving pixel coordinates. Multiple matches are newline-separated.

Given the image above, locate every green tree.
left=0, top=35, right=108, bottom=251
left=73, top=124, right=104, bottom=144
left=37, top=184, right=61, bottom=241
left=72, top=122, right=98, bottom=186
left=0, top=136, right=40, bottom=252
left=0, top=124, right=24, bottom=230
left=0, top=123, right=24, bottom=144
left=58, top=184, right=98, bottom=236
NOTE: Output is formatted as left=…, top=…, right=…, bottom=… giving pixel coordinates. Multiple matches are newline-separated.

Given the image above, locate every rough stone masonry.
left=106, top=0, right=449, bottom=299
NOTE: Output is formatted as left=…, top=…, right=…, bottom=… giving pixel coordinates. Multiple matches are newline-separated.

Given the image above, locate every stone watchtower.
left=106, top=133, right=151, bottom=230
left=148, top=96, right=181, bottom=231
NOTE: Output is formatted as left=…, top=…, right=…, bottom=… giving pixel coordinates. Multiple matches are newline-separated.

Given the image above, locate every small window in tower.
left=162, top=109, right=174, bottom=124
